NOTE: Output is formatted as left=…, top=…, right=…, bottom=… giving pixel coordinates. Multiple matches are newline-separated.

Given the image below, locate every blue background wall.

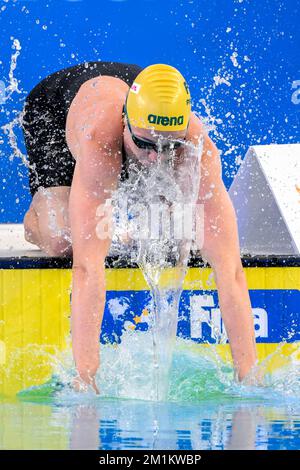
left=0, top=0, right=299, bottom=223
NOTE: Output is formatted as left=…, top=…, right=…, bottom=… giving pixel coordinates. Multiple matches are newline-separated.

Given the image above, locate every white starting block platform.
left=0, top=223, right=43, bottom=258
left=229, top=143, right=300, bottom=256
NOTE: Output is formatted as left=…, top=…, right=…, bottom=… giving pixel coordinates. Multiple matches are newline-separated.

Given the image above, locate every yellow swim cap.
left=126, top=64, right=191, bottom=132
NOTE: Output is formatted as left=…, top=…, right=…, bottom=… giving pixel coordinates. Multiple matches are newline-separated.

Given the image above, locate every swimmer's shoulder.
left=186, top=111, right=206, bottom=146
left=66, top=75, right=128, bottom=159
left=187, top=111, right=217, bottom=156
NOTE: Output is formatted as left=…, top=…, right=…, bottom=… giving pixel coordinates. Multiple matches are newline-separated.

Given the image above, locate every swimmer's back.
left=39, top=61, right=143, bottom=119
left=22, top=61, right=143, bottom=196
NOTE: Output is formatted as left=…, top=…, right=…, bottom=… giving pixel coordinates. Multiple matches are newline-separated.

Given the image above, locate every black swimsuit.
left=21, top=61, right=143, bottom=196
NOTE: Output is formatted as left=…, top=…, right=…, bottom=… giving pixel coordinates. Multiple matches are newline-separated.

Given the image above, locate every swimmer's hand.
left=72, top=347, right=100, bottom=394
left=237, top=364, right=265, bottom=387
left=72, top=372, right=100, bottom=395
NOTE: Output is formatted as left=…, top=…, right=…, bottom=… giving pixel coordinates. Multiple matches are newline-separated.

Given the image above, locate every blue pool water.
left=1, top=397, right=300, bottom=450
left=1, top=337, right=300, bottom=450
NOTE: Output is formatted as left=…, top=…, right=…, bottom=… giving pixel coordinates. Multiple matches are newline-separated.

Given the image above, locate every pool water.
left=1, top=396, right=300, bottom=450
left=1, top=336, right=300, bottom=450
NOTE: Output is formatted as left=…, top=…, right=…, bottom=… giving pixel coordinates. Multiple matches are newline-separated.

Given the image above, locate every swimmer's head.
left=126, top=63, right=191, bottom=132
left=123, top=63, right=191, bottom=163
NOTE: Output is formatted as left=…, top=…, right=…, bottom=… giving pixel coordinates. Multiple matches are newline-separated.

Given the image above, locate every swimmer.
left=22, top=62, right=257, bottom=393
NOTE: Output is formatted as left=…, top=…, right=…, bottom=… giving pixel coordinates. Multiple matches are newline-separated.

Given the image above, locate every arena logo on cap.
left=148, top=114, right=184, bottom=126
left=130, top=82, right=141, bottom=94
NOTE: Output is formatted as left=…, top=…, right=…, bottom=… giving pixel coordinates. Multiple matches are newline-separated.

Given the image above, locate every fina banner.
left=102, top=289, right=300, bottom=345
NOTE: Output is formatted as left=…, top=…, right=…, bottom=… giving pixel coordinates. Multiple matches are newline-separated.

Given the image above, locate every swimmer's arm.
left=69, top=132, right=122, bottom=392
left=197, top=134, right=257, bottom=381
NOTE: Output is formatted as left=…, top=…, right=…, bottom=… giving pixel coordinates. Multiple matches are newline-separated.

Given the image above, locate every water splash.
left=110, top=140, right=203, bottom=400
left=5, top=37, right=23, bottom=102
left=9, top=333, right=300, bottom=405
left=0, top=36, right=35, bottom=174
